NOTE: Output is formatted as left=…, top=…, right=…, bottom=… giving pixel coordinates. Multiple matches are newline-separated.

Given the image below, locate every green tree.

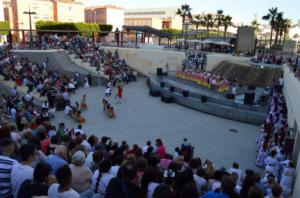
left=192, top=14, right=202, bottom=31
left=215, top=9, right=224, bottom=34
left=273, top=12, right=283, bottom=45
left=202, top=13, right=214, bottom=34
left=176, top=4, right=192, bottom=35
left=0, top=21, right=10, bottom=35
left=279, top=18, right=292, bottom=47
left=251, top=19, right=260, bottom=32
left=262, top=7, right=278, bottom=47
left=222, top=15, right=232, bottom=40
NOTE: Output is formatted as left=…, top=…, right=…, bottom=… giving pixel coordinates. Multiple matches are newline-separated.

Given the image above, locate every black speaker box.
left=169, top=86, right=175, bottom=92
left=201, top=96, right=207, bottom=102
left=157, top=68, right=163, bottom=76
left=226, top=93, right=235, bottom=99
left=182, top=90, right=189, bottom=97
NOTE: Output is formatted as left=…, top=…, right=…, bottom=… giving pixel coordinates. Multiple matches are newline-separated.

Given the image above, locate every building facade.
left=124, top=7, right=182, bottom=30
left=9, top=0, right=84, bottom=31
left=56, top=0, right=84, bottom=22
left=0, top=0, right=4, bottom=21
left=85, top=5, right=124, bottom=31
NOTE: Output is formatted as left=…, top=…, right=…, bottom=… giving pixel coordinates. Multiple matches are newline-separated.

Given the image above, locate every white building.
left=0, top=0, right=4, bottom=21
left=85, top=5, right=124, bottom=31
left=124, top=7, right=182, bottom=30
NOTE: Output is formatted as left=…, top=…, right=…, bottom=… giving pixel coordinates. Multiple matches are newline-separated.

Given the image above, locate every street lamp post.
left=23, top=8, right=36, bottom=49
left=183, top=23, right=189, bottom=50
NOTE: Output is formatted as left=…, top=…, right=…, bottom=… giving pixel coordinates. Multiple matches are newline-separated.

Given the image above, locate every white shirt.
left=279, top=78, right=283, bottom=86
left=105, top=88, right=111, bottom=94
left=147, top=182, right=159, bottom=198
left=48, top=183, right=80, bottom=198
left=228, top=168, right=243, bottom=184
left=64, top=105, right=72, bottom=115
left=74, top=128, right=84, bottom=135
left=92, top=170, right=114, bottom=196
left=109, top=165, right=120, bottom=177
left=81, top=140, right=91, bottom=152
left=68, top=83, right=75, bottom=89
left=84, top=152, right=94, bottom=168
left=11, top=163, right=34, bottom=198
left=143, top=146, right=149, bottom=154
left=193, top=174, right=207, bottom=192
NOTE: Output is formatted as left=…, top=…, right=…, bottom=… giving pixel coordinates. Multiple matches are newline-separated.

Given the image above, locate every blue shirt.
left=201, top=192, right=229, bottom=198
left=46, top=154, right=67, bottom=175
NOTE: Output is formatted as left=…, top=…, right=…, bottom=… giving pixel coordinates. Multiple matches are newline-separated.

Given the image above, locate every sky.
left=84, top=0, right=299, bottom=25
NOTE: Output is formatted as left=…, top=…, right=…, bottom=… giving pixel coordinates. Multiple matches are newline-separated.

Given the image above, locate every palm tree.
left=192, top=14, right=202, bottom=31
left=262, top=7, right=278, bottom=47
left=251, top=19, right=260, bottom=31
left=215, top=9, right=224, bottom=35
left=273, top=12, right=283, bottom=45
left=280, top=18, right=292, bottom=47
left=176, top=4, right=192, bottom=35
left=222, top=15, right=232, bottom=40
left=202, top=13, right=214, bottom=34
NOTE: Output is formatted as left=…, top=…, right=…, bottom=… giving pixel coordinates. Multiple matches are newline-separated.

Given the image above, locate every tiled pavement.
left=53, top=78, right=261, bottom=171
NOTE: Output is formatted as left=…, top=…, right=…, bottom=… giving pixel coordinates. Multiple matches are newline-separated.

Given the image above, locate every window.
left=125, top=11, right=165, bottom=16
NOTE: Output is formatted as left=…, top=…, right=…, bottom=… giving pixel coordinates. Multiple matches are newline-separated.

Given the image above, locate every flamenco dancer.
left=80, top=94, right=88, bottom=111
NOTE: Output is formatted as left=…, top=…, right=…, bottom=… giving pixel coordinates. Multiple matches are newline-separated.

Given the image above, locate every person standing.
left=116, top=85, right=123, bottom=104
left=0, top=139, right=17, bottom=198
left=11, top=144, right=36, bottom=198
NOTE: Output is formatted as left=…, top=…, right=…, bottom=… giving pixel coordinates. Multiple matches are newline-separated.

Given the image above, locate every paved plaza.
left=54, top=78, right=261, bottom=171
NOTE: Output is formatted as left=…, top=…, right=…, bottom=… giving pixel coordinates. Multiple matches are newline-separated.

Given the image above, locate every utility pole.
left=23, top=5, right=36, bottom=49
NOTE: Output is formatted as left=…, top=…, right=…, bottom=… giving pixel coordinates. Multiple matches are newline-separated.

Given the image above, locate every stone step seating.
left=67, top=53, right=109, bottom=80
left=0, top=75, right=47, bottom=106
left=212, top=60, right=283, bottom=87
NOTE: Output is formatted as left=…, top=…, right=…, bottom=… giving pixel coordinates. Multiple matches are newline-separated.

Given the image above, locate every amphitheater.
left=2, top=47, right=300, bottom=197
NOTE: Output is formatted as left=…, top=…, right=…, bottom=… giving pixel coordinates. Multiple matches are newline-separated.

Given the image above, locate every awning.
left=122, top=25, right=170, bottom=37
left=200, top=39, right=214, bottom=44
left=186, top=39, right=202, bottom=43
left=214, top=41, right=232, bottom=46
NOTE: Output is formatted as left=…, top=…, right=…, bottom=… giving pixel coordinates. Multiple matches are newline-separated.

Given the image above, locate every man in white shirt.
left=64, top=104, right=72, bottom=116
left=228, top=162, right=243, bottom=185
left=74, top=124, right=84, bottom=135
left=81, top=134, right=91, bottom=152
left=48, top=165, right=80, bottom=198
left=143, top=141, right=151, bottom=154
left=11, top=144, right=36, bottom=198
left=0, top=139, right=17, bottom=197
left=62, top=90, right=70, bottom=102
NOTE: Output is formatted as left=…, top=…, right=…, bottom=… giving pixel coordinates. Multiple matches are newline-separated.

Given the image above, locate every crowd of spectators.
left=255, top=83, right=295, bottom=197
left=0, top=41, right=295, bottom=198
left=250, top=53, right=283, bottom=65
left=287, top=56, right=300, bottom=78
left=0, top=81, right=294, bottom=198
left=40, top=34, right=137, bottom=84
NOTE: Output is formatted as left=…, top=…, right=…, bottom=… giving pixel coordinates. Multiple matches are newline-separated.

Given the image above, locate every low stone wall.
left=148, top=78, right=267, bottom=125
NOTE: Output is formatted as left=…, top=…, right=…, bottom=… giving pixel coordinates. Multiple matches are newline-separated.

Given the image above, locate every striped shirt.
left=0, top=155, right=17, bottom=197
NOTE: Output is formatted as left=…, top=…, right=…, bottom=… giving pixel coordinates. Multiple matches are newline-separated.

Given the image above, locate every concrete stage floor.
left=53, top=78, right=260, bottom=171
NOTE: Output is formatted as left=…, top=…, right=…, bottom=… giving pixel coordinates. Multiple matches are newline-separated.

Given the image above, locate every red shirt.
left=156, top=145, right=166, bottom=159
left=118, top=87, right=123, bottom=98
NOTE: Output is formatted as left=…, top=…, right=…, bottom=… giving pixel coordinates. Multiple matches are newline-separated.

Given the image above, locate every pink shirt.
left=156, top=145, right=166, bottom=159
